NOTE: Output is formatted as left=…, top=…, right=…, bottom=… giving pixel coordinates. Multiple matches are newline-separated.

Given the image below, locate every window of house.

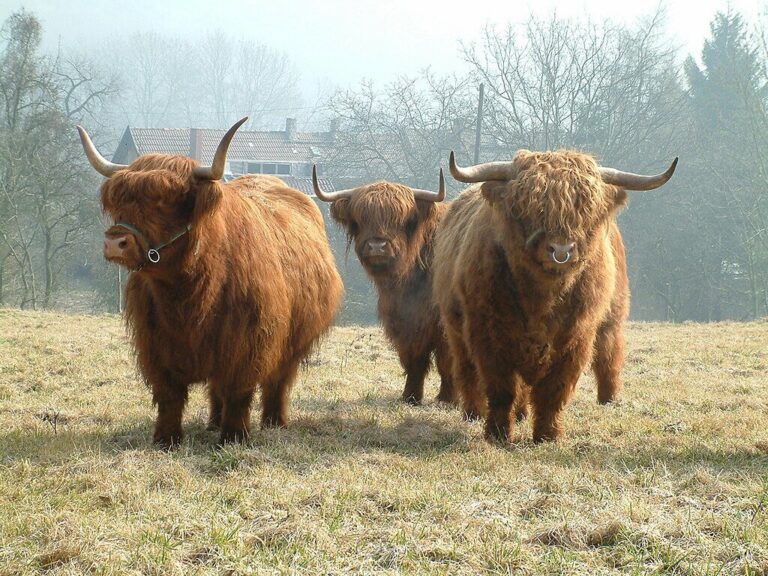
left=241, top=162, right=291, bottom=175
left=229, top=161, right=246, bottom=174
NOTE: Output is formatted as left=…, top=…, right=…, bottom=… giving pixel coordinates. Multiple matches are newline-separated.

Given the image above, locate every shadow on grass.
left=0, top=396, right=766, bottom=481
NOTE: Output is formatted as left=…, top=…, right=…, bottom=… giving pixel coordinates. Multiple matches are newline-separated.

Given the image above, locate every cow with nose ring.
left=433, top=149, right=677, bottom=443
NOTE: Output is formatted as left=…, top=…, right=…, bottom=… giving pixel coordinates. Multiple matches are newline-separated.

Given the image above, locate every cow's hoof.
left=400, top=394, right=422, bottom=406
left=261, top=414, right=287, bottom=429
left=153, top=432, right=183, bottom=450
left=463, top=409, right=482, bottom=422
left=435, top=392, right=458, bottom=405
left=532, top=429, right=563, bottom=444
left=218, top=429, right=249, bottom=445
left=484, top=423, right=510, bottom=444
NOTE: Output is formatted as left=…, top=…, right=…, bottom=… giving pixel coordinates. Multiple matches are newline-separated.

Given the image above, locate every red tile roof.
left=113, top=127, right=334, bottom=165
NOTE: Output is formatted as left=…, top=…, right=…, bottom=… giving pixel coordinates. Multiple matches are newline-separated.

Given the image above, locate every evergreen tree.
left=684, top=11, right=768, bottom=319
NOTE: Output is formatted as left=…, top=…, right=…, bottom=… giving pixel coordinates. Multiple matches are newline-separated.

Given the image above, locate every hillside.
left=0, top=309, right=767, bottom=574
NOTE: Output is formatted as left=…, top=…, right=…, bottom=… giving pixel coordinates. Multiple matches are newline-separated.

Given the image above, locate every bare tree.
left=197, top=32, right=303, bottom=129
left=0, top=10, right=113, bottom=308
left=462, top=10, right=681, bottom=167
left=326, top=71, right=477, bottom=190
left=105, top=31, right=304, bottom=130
left=110, top=32, right=179, bottom=127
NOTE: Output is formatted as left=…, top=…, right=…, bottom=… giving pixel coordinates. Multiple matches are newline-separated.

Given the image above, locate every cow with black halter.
left=78, top=119, right=343, bottom=447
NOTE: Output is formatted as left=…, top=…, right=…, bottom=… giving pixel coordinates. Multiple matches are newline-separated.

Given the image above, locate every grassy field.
left=0, top=309, right=767, bottom=575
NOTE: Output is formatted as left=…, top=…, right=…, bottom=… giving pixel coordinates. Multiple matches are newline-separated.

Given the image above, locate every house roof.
left=278, top=176, right=337, bottom=197
left=204, top=174, right=339, bottom=197
left=112, top=126, right=334, bottom=165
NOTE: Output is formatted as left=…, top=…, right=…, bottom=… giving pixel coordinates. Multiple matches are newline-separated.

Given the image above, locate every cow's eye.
left=349, top=220, right=359, bottom=235
left=405, top=215, right=419, bottom=237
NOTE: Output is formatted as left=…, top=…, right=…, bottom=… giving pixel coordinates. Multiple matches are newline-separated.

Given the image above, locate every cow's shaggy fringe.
left=506, top=150, right=614, bottom=242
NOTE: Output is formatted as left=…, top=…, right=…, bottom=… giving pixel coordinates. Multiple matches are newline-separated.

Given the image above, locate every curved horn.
left=192, top=117, right=249, bottom=180
left=411, top=168, right=446, bottom=202
left=312, top=165, right=355, bottom=201
left=599, top=157, right=678, bottom=191
left=76, top=126, right=128, bottom=178
left=448, top=151, right=516, bottom=183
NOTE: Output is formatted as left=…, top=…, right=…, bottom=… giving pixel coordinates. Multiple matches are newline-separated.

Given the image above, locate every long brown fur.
left=433, top=150, right=633, bottom=443
left=328, top=181, right=456, bottom=405
left=100, top=154, right=343, bottom=447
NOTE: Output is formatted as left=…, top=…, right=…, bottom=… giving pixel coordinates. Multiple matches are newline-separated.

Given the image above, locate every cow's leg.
left=531, top=343, right=591, bottom=442
left=482, top=371, right=522, bottom=443
left=513, top=383, right=530, bottom=422
left=448, top=335, right=484, bottom=421
left=261, top=359, right=300, bottom=428
left=434, top=337, right=458, bottom=405
left=218, top=387, right=256, bottom=444
left=441, top=299, right=484, bottom=419
left=206, top=387, right=223, bottom=431
left=152, top=380, right=189, bottom=449
left=592, top=319, right=625, bottom=404
left=400, top=352, right=430, bottom=405
left=531, top=378, right=577, bottom=443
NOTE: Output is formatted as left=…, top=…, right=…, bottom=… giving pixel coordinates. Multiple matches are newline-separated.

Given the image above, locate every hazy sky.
left=4, top=0, right=766, bottom=102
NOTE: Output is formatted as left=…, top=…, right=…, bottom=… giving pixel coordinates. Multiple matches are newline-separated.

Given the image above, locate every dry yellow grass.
left=0, top=308, right=767, bottom=575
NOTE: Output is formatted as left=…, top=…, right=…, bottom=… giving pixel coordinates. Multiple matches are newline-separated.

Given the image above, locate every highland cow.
left=433, top=150, right=677, bottom=442
left=77, top=118, right=343, bottom=447
left=312, top=167, right=455, bottom=405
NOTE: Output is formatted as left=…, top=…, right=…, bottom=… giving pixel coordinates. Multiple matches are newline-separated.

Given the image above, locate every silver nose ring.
left=551, top=251, right=571, bottom=264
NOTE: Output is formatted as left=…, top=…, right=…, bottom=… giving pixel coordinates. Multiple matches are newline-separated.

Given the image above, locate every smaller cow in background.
left=313, top=167, right=455, bottom=405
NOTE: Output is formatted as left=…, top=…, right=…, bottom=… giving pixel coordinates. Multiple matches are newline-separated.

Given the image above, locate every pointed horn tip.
left=656, top=156, right=679, bottom=185
left=311, top=164, right=331, bottom=201
left=438, top=168, right=446, bottom=201
left=668, top=156, right=679, bottom=175
left=312, top=165, right=320, bottom=189
left=75, top=125, right=89, bottom=141
left=448, top=151, right=463, bottom=181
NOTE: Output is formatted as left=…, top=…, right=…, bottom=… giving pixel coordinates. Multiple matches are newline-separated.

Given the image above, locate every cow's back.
left=233, top=177, right=343, bottom=358
left=433, top=185, right=490, bottom=308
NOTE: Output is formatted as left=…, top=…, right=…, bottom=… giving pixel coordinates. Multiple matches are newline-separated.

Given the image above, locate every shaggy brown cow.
left=77, top=118, right=343, bottom=447
left=434, top=150, right=677, bottom=442
left=312, top=167, right=455, bottom=404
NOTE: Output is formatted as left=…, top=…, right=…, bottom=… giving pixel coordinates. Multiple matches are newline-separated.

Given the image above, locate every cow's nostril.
left=118, top=239, right=128, bottom=249
left=549, top=242, right=575, bottom=253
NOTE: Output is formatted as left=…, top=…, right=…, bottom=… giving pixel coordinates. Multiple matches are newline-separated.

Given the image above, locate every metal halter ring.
left=147, top=249, right=161, bottom=264
left=551, top=251, right=571, bottom=265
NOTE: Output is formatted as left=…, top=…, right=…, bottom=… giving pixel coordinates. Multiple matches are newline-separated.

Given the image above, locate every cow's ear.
left=413, top=199, right=437, bottom=228
left=192, top=181, right=223, bottom=225
left=480, top=182, right=506, bottom=206
left=330, top=198, right=351, bottom=225
left=610, top=187, right=629, bottom=214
